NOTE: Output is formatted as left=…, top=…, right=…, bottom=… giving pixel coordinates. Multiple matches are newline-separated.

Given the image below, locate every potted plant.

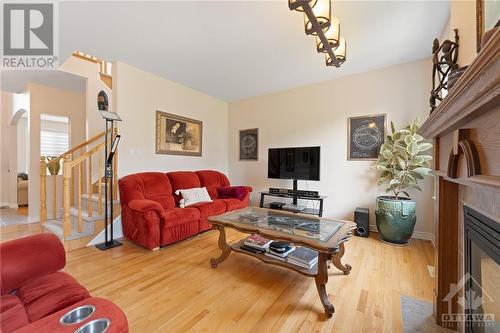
left=373, top=120, right=432, bottom=245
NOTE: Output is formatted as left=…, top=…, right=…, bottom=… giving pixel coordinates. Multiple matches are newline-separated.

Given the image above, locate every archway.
left=7, top=109, right=29, bottom=221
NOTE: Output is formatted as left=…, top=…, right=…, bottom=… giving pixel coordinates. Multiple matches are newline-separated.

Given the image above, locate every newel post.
left=40, top=157, right=47, bottom=223
left=62, top=154, right=72, bottom=238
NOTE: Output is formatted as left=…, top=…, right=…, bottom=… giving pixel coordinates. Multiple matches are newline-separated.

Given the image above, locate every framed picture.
left=239, top=128, right=258, bottom=160
left=347, top=114, right=386, bottom=160
left=476, top=0, right=500, bottom=52
left=155, top=111, right=202, bottom=156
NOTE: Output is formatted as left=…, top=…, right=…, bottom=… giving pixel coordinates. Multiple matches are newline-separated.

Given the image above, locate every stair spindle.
left=87, top=153, right=93, bottom=217
left=98, top=154, right=103, bottom=215
left=78, top=163, right=83, bottom=233
left=40, top=157, right=47, bottom=223
left=53, top=170, right=57, bottom=220
left=62, top=154, right=72, bottom=238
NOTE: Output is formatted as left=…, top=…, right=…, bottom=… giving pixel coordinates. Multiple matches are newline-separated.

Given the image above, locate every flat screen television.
left=268, top=146, right=320, bottom=181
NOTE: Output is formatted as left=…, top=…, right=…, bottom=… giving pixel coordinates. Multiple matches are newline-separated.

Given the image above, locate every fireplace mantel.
left=419, top=28, right=500, bottom=331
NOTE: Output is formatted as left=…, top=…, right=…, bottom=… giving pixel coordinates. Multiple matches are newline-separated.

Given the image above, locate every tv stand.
left=292, top=179, right=298, bottom=205
left=259, top=189, right=326, bottom=217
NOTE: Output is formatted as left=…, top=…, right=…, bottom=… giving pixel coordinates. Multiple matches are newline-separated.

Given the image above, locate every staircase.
left=40, top=129, right=120, bottom=250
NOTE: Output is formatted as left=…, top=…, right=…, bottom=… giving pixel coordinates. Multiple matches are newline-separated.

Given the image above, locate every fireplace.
left=463, top=206, right=499, bottom=332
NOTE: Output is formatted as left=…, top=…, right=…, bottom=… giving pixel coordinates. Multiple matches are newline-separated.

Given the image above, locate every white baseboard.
left=0, top=202, right=18, bottom=209
left=369, top=225, right=434, bottom=243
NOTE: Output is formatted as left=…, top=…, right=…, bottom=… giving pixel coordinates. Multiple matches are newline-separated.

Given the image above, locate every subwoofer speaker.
left=354, top=208, right=369, bottom=238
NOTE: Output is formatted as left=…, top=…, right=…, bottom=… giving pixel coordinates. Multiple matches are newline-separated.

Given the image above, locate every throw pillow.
left=175, top=187, right=212, bottom=208
left=217, top=186, right=247, bottom=201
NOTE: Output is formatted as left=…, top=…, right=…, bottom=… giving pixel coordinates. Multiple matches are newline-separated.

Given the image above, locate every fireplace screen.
left=464, top=206, right=500, bottom=333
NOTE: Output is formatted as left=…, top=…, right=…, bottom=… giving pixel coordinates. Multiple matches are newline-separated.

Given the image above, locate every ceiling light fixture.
left=288, top=0, right=346, bottom=68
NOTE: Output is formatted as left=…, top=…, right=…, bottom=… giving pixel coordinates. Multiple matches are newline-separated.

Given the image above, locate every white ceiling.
left=13, top=1, right=451, bottom=101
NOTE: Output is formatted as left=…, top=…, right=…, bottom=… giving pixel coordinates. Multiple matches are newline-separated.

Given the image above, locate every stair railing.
left=40, top=128, right=117, bottom=238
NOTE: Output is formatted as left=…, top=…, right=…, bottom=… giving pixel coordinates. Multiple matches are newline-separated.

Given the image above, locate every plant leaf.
left=391, top=121, right=396, bottom=135
left=418, top=143, right=433, bottom=152
left=412, top=134, right=424, bottom=142
left=407, top=142, right=419, bottom=156
left=413, top=167, right=431, bottom=175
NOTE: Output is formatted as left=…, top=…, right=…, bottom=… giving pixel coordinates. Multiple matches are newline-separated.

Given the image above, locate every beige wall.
left=27, top=83, right=85, bottom=219
left=228, top=59, right=435, bottom=238
left=60, top=56, right=112, bottom=138
left=0, top=92, right=12, bottom=206
left=114, top=62, right=229, bottom=177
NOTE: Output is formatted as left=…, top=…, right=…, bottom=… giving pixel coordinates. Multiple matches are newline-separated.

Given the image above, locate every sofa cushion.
left=191, top=199, right=227, bottom=219
left=163, top=208, right=200, bottom=228
left=196, top=170, right=230, bottom=199
left=167, top=172, right=201, bottom=205
left=220, top=198, right=248, bottom=211
left=192, top=199, right=227, bottom=232
left=119, top=172, right=175, bottom=210
left=0, top=295, right=30, bottom=333
left=17, top=272, right=90, bottom=322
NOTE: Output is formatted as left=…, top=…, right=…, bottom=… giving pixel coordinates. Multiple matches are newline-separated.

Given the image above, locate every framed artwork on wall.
left=347, top=114, right=386, bottom=160
left=155, top=111, right=202, bottom=156
left=239, top=128, right=259, bottom=161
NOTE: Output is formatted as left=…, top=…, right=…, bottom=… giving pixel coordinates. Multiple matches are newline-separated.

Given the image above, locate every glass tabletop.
left=219, top=207, right=343, bottom=243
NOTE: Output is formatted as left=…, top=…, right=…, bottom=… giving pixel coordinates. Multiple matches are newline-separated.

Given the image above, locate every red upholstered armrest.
left=0, top=234, right=65, bottom=295
left=128, top=199, right=164, bottom=217
left=243, top=186, right=253, bottom=193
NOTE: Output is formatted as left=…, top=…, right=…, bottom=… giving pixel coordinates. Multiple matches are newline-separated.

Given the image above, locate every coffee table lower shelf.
left=230, top=239, right=318, bottom=277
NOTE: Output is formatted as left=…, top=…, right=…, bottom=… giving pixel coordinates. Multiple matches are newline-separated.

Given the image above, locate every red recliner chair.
left=0, top=234, right=128, bottom=333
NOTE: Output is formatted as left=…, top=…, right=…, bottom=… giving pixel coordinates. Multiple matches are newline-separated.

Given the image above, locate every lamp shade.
left=316, top=17, right=339, bottom=52
left=304, top=0, right=331, bottom=35
left=288, top=0, right=318, bottom=12
left=325, top=38, right=346, bottom=66
left=334, top=37, right=346, bottom=63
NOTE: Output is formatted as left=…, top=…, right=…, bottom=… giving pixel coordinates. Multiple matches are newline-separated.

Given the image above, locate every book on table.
left=243, top=234, right=272, bottom=250
left=287, top=257, right=318, bottom=269
left=287, top=247, right=318, bottom=266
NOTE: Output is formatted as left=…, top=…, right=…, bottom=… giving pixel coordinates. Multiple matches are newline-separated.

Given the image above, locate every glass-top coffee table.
left=208, top=207, right=356, bottom=318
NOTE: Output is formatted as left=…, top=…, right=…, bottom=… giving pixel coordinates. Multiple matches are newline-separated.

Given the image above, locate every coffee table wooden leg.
left=315, top=252, right=335, bottom=318
left=332, top=242, right=352, bottom=275
left=210, top=224, right=231, bottom=268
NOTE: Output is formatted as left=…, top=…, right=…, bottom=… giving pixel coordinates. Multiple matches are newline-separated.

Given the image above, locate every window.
left=40, top=114, right=69, bottom=157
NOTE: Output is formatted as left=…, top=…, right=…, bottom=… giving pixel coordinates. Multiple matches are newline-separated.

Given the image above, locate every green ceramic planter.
left=375, top=196, right=417, bottom=245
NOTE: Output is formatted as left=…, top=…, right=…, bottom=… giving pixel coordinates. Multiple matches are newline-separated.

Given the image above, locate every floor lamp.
left=96, top=110, right=123, bottom=250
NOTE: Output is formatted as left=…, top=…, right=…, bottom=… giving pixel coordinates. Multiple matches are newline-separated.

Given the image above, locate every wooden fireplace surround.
left=419, top=29, right=500, bottom=330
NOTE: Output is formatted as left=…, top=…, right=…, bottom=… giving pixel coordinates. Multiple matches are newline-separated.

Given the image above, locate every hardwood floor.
left=57, top=229, right=434, bottom=333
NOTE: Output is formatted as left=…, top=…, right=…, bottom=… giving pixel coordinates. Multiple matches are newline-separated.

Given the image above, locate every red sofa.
left=118, top=170, right=252, bottom=250
left=0, top=234, right=128, bottom=333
